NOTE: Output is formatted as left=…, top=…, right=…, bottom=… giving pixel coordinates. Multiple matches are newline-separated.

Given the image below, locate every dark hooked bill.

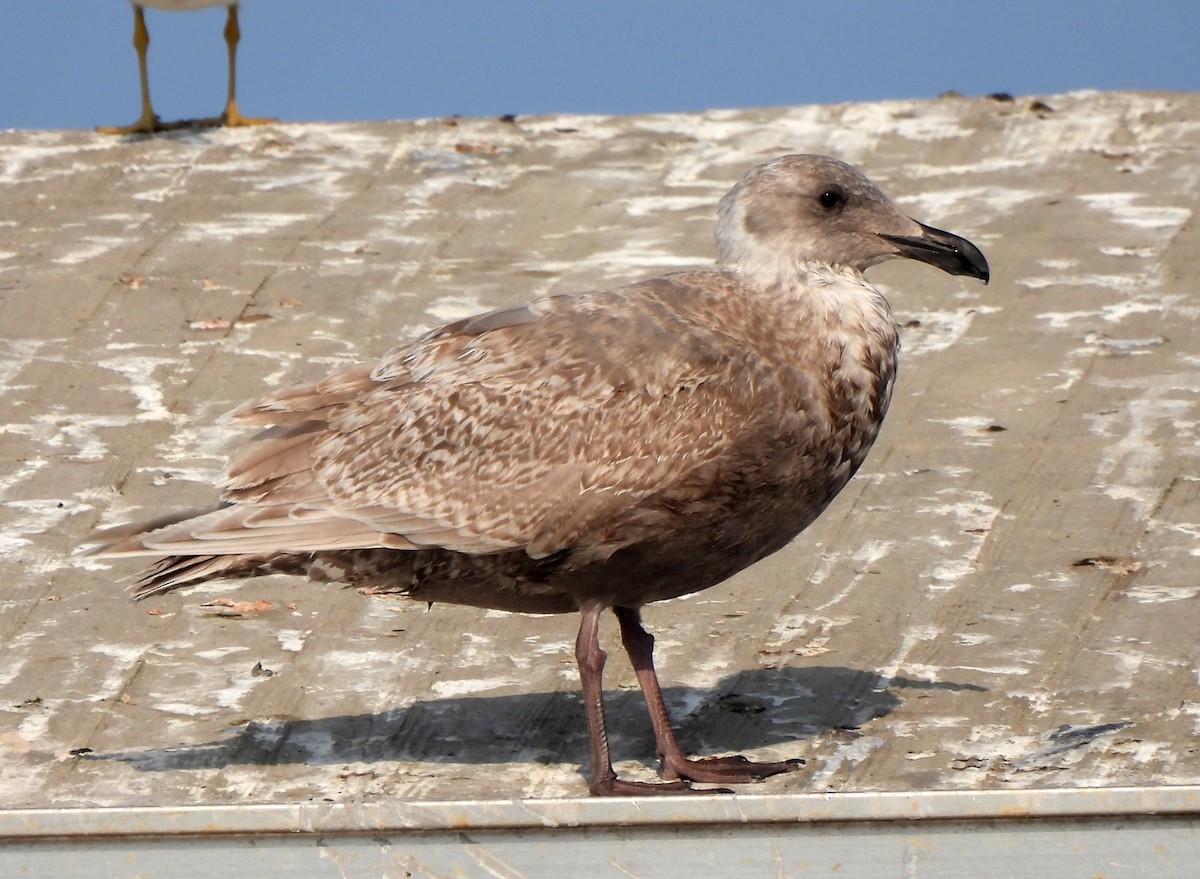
left=881, top=222, right=990, bottom=283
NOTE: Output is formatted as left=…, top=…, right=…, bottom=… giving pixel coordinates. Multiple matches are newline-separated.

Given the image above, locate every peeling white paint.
left=276, top=630, right=309, bottom=652
left=1077, top=192, right=1192, bottom=230
left=899, top=305, right=1001, bottom=357
left=95, top=355, right=178, bottom=421
left=430, top=677, right=519, bottom=699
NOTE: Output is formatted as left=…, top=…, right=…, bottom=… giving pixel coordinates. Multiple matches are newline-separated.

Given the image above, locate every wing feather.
left=303, top=275, right=769, bottom=556
left=90, top=273, right=777, bottom=563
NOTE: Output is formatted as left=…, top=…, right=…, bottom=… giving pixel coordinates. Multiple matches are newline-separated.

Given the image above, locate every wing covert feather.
left=306, top=277, right=774, bottom=556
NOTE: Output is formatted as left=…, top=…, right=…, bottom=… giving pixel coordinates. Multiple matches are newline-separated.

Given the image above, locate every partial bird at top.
left=99, top=1, right=274, bottom=135
left=83, top=155, right=989, bottom=795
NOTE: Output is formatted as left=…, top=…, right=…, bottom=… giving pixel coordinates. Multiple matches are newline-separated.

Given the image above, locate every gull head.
left=716, top=154, right=989, bottom=289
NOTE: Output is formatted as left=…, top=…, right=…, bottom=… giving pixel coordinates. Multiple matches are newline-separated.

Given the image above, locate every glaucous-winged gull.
left=85, top=154, right=989, bottom=795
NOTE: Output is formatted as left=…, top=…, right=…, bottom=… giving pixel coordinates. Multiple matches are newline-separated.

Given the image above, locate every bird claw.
left=220, top=110, right=276, bottom=128
left=96, top=111, right=273, bottom=136
left=662, top=754, right=805, bottom=785
left=589, top=777, right=743, bottom=797
left=589, top=777, right=694, bottom=797
left=96, top=116, right=203, bottom=135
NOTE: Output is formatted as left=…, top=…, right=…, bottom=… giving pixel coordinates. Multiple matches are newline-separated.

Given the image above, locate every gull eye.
left=818, top=188, right=845, bottom=210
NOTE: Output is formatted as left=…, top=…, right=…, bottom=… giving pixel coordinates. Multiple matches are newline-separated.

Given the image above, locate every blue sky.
left=4, top=2, right=1198, bottom=130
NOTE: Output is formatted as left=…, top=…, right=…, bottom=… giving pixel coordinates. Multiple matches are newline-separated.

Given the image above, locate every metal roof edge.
left=2, top=785, right=1198, bottom=840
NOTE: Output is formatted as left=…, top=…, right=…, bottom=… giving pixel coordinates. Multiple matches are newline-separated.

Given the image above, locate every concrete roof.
left=1, top=90, right=1198, bottom=807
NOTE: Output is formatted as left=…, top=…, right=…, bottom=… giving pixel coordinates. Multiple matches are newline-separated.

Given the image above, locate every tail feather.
left=132, top=553, right=285, bottom=599
left=80, top=503, right=230, bottom=556
left=83, top=502, right=389, bottom=559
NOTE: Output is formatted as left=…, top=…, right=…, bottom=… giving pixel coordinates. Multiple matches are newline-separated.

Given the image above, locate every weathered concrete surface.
left=0, top=90, right=1198, bottom=807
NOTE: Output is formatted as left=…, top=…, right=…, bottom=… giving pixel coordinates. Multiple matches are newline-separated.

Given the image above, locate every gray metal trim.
left=3, top=786, right=1198, bottom=840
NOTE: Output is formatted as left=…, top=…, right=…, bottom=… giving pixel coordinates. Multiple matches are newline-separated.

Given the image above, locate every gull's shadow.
left=88, top=666, right=985, bottom=772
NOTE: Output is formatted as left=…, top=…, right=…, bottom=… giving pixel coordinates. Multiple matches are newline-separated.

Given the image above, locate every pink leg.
left=575, top=604, right=691, bottom=796
left=614, top=606, right=804, bottom=785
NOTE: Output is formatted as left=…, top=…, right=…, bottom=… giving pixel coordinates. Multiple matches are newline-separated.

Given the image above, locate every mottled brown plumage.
left=84, top=155, right=989, bottom=795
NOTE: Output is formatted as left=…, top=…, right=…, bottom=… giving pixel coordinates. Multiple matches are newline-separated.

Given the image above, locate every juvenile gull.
left=99, top=1, right=274, bottom=134
left=84, top=155, right=989, bottom=795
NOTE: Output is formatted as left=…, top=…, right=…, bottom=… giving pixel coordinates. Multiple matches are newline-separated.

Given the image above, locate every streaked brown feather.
left=79, top=155, right=990, bottom=616
left=79, top=154, right=990, bottom=797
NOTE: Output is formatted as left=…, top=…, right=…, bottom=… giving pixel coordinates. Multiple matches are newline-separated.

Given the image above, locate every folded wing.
left=87, top=275, right=775, bottom=565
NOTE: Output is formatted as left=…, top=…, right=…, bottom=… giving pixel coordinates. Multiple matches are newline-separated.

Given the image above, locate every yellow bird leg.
left=97, top=6, right=164, bottom=135
left=100, top=2, right=274, bottom=135
left=219, top=3, right=275, bottom=127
